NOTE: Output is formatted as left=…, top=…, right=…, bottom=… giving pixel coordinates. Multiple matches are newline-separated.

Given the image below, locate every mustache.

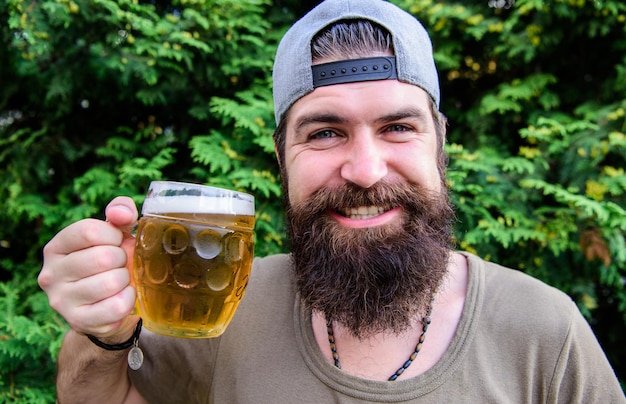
left=288, top=181, right=445, bottom=218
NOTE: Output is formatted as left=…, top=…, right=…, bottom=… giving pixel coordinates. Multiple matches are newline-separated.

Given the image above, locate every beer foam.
left=143, top=194, right=254, bottom=216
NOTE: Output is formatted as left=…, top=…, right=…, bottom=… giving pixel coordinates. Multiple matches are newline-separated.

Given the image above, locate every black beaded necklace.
left=326, top=292, right=435, bottom=382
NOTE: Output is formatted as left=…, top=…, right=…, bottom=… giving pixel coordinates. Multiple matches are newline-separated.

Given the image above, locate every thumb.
left=121, top=235, right=136, bottom=286
left=105, top=196, right=139, bottom=281
left=104, top=196, right=139, bottom=233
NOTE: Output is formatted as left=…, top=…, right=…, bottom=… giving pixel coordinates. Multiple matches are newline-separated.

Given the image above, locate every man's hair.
left=311, top=20, right=393, bottom=61
left=273, top=20, right=448, bottom=180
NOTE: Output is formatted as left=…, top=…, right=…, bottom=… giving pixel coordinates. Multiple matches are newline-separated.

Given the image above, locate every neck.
left=314, top=311, right=428, bottom=381
left=310, top=251, right=469, bottom=381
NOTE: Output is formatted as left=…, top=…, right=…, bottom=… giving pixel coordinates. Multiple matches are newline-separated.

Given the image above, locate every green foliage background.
left=1, top=0, right=624, bottom=400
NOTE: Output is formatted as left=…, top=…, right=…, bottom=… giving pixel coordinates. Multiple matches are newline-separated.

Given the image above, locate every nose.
left=340, top=134, right=388, bottom=188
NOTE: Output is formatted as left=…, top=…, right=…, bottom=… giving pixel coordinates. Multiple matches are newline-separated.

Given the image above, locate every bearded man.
left=38, top=0, right=624, bottom=402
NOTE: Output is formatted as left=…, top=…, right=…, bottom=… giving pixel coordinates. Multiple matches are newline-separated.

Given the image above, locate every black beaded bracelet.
left=87, top=319, right=143, bottom=351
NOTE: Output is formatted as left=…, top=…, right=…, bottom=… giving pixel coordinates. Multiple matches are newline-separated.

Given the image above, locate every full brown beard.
left=286, top=181, right=456, bottom=338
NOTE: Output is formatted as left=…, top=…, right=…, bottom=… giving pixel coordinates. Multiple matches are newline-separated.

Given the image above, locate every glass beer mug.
left=133, top=181, right=255, bottom=338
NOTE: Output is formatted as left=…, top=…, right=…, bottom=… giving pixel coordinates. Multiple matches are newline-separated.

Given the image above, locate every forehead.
left=286, top=79, right=433, bottom=128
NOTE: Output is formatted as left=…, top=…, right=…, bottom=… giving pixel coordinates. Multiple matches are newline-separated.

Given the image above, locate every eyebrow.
left=372, top=107, right=431, bottom=125
left=293, top=113, right=348, bottom=133
left=293, top=107, right=431, bottom=133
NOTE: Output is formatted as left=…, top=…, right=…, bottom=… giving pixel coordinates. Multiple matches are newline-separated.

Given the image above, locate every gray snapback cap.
left=272, top=0, right=440, bottom=124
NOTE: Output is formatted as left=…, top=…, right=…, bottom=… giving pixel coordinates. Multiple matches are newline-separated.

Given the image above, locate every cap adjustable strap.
left=312, top=56, right=398, bottom=88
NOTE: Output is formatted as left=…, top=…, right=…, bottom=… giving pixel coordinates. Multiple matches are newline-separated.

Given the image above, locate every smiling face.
left=283, top=79, right=444, bottom=222
left=279, top=79, right=455, bottom=337
left=272, top=17, right=452, bottom=337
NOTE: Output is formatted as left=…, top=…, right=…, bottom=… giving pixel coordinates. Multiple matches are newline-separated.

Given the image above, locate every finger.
left=39, top=242, right=128, bottom=302
left=69, top=266, right=132, bottom=308
left=40, top=243, right=132, bottom=326
left=43, top=218, right=124, bottom=257
left=69, top=285, right=138, bottom=337
left=50, top=245, right=128, bottom=283
left=44, top=263, right=131, bottom=320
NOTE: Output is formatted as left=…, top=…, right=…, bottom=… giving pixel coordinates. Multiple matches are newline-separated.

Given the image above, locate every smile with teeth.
left=339, top=205, right=387, bottom=220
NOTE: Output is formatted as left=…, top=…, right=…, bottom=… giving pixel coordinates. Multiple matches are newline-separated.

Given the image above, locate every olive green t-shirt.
left=130, top=253, right=625, bottom=403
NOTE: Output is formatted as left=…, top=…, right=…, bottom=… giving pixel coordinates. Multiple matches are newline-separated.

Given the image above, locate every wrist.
left=86, top=319, right=143, bottom=351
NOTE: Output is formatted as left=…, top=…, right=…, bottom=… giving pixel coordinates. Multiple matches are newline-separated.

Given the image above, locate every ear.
left=274, top=144, right=283, bottom=171
left=439, top=111, right=449, bottom=144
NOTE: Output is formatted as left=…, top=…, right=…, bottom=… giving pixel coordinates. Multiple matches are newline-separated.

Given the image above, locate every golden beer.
left=133, top=182, right=255, bottom=338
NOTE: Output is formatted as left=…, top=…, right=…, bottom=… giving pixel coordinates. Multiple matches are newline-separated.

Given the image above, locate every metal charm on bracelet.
left=86, top=318, right=144, bottom=370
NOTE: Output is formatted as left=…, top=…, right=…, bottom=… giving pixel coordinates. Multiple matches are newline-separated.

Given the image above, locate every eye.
left=385, top=124, right=413, bottom=133
left=382, top=123, right=421, bottom=143
left=309, top=129, right=336, bottom=140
